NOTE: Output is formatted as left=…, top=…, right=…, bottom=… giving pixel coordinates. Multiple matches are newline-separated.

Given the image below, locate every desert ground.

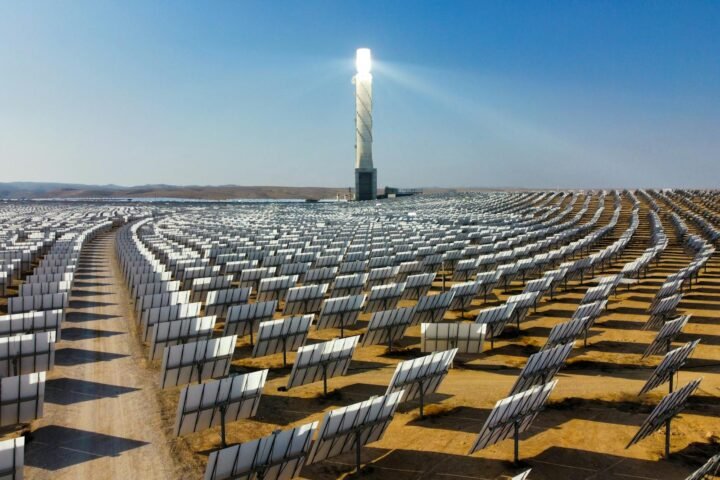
left=0, top=182, right=350, bottom=201
left=2, top=191, right=718, bottom=480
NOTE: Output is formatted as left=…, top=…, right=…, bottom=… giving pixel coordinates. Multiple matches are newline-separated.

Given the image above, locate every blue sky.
left=1, top=1, right=718, bottom=188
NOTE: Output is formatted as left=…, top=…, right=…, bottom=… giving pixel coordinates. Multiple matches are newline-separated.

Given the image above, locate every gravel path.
left=25, top=228, right=180, bottom=479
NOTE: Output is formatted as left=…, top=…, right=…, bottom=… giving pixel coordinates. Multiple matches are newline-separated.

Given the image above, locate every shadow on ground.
left=25, top=425, right=149, bottom=470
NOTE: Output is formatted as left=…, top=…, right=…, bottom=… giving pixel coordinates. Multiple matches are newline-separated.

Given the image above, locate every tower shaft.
left=354, top=72, right=376, bottom=200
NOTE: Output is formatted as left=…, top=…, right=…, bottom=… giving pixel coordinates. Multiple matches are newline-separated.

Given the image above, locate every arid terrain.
left=162, top=193, right=719, bottom=480
left=0, top=182, right=539, bottom=201
left=0, top=182, right=350, bottom=201
left=1, top=191, right=718, bottom=480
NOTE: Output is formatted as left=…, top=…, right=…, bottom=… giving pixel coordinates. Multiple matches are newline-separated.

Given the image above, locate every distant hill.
left=0, top=182, right=350, bottom=200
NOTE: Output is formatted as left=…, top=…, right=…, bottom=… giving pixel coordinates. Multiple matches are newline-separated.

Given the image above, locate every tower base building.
left=355, top=167, right=377, bottom=201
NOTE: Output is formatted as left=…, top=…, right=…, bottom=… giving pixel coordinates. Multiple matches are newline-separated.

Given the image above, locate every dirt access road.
left=24, top=229, right=183, bottom=479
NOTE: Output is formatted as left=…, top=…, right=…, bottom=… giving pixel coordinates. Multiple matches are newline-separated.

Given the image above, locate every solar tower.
left=354, top=48, right=377, bottom=200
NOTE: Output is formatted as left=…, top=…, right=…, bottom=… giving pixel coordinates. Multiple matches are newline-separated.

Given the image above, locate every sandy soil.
left=4, top=192, right=719, bottom=480
left=20, top=229, right=188, bottom=479
left=0, top=184, right=350, bottom=201
left=158, top=194, right=720, bottom=480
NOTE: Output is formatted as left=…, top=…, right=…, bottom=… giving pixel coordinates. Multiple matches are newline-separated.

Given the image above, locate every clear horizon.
left=1, top=1, right=718, bottom=189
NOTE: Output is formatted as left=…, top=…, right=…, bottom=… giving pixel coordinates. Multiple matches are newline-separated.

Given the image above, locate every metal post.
left=282, top=337, right=287, bottom=367
left=441, top=262, right=446, bottom=292
left=249, top=320, right=255, bottom=347
left=196, top=360, right=203, bottom=384
left=513, top=420, right=520, bottom=465
left=490, top=325, right=495, bottom=350
left=220, top=404, right=228, bottom=448
left=387, top=326, right=392, bottom=353
left=669, top=372, right=674, bottom=394
left=322, top=363, right=328, bottom=396
left=665, top=418, right=671, bottom=458
left=355, top=430, right=362, bottom=475
left=419, top=380, right=425, bottom=419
